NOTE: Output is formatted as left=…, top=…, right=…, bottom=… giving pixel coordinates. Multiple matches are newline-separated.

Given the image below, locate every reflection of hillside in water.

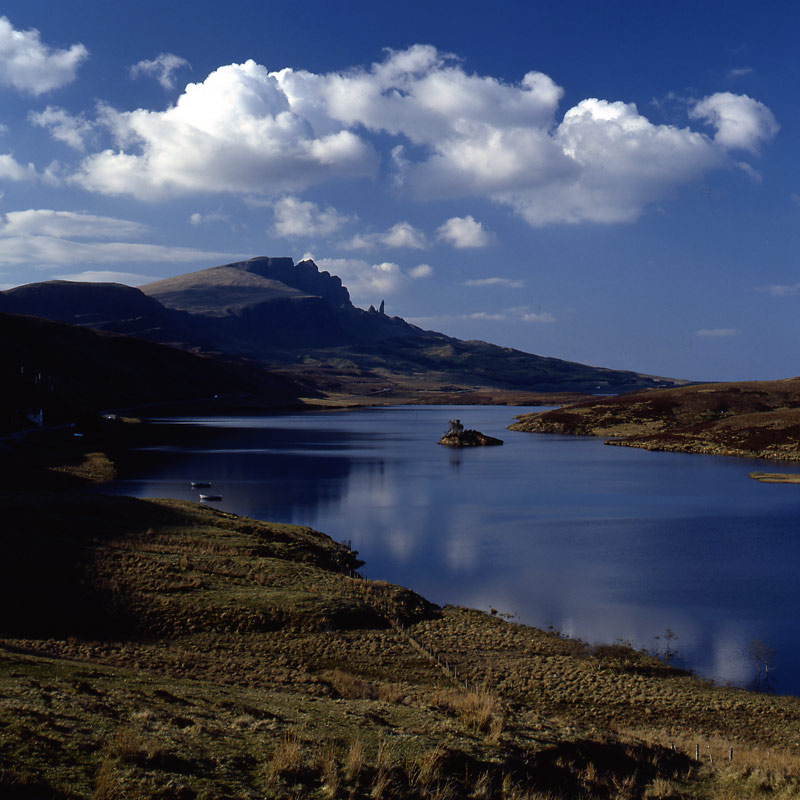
left=108, top=423, right=387, bottom=520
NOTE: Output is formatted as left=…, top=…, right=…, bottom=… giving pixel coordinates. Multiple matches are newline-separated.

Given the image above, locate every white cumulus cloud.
left=437, top=215, right=492, bottom=248
left=272, top=196, right=350, bottom=237
left=312, top=255, right=430, bottom=304
left=409, top=263, right=433, bottom=279
left=29, top=106, right=93, bottom=150
left=130, top=53, right=191, bottom=90
left=500, top=97, right=722, bottom=225
left=0, top=16, right=87, bottom=95
left=66, top=46, right=777, bottom=226
left=0, top=153, right=37, bottom=181
left=73, top=59, right=378, bottom=199
left=690, top=92, right=778, bottom=154
left=343, top=220, right=428, bottom=250
left=382, top=221, right=428, bottom=249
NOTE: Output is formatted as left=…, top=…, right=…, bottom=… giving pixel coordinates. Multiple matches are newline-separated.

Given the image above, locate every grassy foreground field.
left=3, top=425, right=800, bottom=799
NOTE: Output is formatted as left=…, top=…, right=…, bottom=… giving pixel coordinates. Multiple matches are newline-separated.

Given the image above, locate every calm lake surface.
left=102, top=405, right=800, bottom=694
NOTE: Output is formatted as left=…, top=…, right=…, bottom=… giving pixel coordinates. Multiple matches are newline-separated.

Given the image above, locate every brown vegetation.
left=510, top=377, right=800, bottom=461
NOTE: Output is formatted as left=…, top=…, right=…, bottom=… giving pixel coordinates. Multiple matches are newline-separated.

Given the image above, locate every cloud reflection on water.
left=103, top=406, right=800, bottom=693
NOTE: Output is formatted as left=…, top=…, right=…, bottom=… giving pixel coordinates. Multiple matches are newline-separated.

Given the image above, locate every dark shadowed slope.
left=0, top=312, right=300, bottom=433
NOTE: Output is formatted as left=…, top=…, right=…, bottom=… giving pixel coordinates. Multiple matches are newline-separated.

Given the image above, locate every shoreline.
left=5, top=414, right=800, bottom=797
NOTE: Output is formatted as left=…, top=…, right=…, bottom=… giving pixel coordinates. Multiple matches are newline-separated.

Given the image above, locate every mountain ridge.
left=2, top=256, right=683, bottom=396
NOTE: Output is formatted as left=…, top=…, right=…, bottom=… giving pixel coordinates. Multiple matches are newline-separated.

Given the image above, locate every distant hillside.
left=509, top=378, right=800, bottom=460
left=2, top=257, right=683, bottom=396
left=0, top=313, right=300, bottom=433
left=0, top=279, right=200, bottom=345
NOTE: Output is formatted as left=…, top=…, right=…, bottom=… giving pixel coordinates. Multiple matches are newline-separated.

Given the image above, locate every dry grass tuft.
left=345, top=737, right=366, bottom=782
left=313, top=740, right=340, bottom=799
left=435, top=686, right=502, bottom=735
left=369, top=738, right=396, bottom=798
left=92, top=755, right=123, bottom=800
left=105, top=726, right=146, bottom=763
left=327, top=668, right=376, bottom=700
left=265, top=730, right=305, bottom=785
left=408, top=744, right=446, bottom=792
left=378, top=681, right=405, bottom=704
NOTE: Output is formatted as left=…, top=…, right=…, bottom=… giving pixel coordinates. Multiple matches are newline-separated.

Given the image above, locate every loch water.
left=102, top=405, right=800, bottom=694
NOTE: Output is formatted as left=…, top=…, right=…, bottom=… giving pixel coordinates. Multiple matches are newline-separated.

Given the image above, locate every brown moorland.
left=3, top=424, right=800, bottom=799
left=509, top=378, right=800, bottom=462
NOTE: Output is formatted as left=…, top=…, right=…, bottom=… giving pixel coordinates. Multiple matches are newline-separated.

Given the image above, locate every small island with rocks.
left=438, top=418, right=504, bottom=447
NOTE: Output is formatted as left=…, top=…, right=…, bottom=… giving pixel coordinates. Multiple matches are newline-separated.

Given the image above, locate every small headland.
left=438, top=418, right=503, bottom=447
left=509, top=378, right=800, bottom=461
left=749, top=471, right=800, bottom=484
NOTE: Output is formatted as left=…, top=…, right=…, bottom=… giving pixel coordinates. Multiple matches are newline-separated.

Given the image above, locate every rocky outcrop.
left=243, top=257, right=352, bottom=308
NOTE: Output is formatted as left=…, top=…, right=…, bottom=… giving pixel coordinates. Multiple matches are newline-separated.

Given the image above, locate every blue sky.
left=0, top=0, right=797, bottom=382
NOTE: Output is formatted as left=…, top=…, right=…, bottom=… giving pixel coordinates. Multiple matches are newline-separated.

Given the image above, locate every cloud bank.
left=0, top=209, right=147, bottom=239
left=0, top=208, right=240, bottom=269
left=57, top=46, right=777, bottom=226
